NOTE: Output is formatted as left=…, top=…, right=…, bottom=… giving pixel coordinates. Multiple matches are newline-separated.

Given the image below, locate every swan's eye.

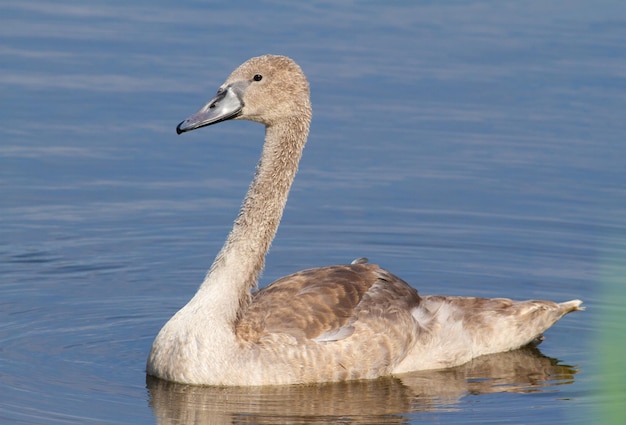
left=253, top=74, right=263, bottom=82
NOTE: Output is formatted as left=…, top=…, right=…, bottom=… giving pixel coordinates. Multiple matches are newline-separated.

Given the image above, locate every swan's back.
left=236, top=263, right=420, bottom=344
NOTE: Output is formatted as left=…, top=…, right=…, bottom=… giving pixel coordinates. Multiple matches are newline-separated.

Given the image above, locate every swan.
left=146, top=54, right=583, bottom=386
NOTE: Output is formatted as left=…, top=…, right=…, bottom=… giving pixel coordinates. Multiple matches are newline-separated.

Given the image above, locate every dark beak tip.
left=176, top=121, right=185, bottom=135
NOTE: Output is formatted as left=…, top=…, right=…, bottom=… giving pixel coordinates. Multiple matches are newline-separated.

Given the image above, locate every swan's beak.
left=176, top=85, right=244, bottom=134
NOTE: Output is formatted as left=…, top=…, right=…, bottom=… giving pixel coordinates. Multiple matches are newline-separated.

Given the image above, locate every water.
left=2, top=1, right=625, bottom=423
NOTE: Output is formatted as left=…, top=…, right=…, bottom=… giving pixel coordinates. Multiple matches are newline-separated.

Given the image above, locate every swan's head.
left=177, top=55, right=311, bottom=134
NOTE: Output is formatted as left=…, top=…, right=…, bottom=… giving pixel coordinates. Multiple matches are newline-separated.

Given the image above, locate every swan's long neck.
left=192, top=118, right=309, bottom=324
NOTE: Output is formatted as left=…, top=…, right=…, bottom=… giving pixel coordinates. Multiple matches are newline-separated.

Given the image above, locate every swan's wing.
left=235, top=263, right=420, bottom=344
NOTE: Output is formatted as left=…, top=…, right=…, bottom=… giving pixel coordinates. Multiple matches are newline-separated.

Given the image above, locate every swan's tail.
left=559, top=299, right=585, bottom=313
left=393, top=295, right=584, bottom=374
left=524, top=299, right=584, bottom=348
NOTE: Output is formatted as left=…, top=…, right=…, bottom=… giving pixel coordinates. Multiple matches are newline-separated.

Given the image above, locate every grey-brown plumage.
left=146, top=54, right=583, bottom=386
left=236, top=263, right=419, bottom=343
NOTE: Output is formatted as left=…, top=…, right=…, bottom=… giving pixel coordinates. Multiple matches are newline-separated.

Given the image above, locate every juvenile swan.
left=146, top=55, right=583, bottom=386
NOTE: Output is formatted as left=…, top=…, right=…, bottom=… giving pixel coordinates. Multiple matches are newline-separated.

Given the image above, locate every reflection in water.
left=147, top=345, right=577, bottom=424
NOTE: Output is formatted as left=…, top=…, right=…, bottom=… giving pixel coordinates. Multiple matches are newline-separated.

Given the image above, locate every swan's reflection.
left=147, top=345, right=577, bottom=424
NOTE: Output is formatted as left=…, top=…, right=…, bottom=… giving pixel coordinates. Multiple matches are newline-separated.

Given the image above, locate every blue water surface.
left=2, top=1, right=625, bottom=424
